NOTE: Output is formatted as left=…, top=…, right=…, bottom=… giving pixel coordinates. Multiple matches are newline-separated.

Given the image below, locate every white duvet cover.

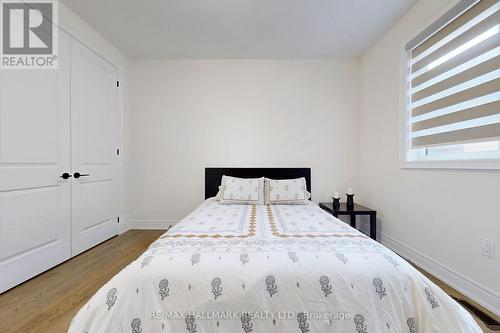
left=69, top=199, right=482, bottom=333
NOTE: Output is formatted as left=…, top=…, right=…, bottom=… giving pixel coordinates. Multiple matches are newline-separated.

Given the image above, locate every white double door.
left=0, top=31, right=119, bottom=292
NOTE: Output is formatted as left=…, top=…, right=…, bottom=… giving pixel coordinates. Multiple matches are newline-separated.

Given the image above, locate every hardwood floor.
left=0, top=230, right=497, bottom=332
left=0, top=230, right=164, bottom=333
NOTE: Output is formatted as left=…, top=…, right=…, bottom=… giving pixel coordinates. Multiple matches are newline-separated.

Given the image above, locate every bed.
left=69, top=168, right=481, bottom=333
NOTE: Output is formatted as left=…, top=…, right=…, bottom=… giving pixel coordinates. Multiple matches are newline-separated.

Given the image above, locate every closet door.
left=0, top=32, right=71, bottom=292
left=70, top=40, right=119, bottom=256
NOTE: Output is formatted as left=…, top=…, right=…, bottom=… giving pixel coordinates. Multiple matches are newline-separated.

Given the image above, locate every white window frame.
left=399, top=1, right=500, bottom=170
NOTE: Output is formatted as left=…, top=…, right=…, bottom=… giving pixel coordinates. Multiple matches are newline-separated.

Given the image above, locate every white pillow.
left=214, top=186, right=222, bottom=201
left=219, top=176, right=265, bottom=205
left=265, top=177, right=310, bottom=205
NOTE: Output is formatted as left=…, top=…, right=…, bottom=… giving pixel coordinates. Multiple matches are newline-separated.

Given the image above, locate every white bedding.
left=69, top=199, right=482, bottom=333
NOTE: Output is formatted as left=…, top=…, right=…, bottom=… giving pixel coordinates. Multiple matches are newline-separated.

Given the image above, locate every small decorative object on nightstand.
left=346, top=188, right=354, bottom=210
left=319, top=201, right=377, bottom=240
left=332, top=192, right=340, bottom=210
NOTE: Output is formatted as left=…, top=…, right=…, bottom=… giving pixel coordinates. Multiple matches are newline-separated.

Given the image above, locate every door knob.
left=60, top=172, right=72, bottom=179
left=73, top=172, right=90, bottom=179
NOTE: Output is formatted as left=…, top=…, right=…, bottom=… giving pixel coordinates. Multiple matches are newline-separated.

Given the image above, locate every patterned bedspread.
left=69, top=199, right=481, bottom=333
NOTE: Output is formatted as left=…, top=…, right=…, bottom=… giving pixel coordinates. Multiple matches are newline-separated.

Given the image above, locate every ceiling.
left=61, top=0, right=416, bottom=59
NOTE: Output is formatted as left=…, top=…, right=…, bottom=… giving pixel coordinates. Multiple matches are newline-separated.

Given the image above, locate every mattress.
left=69, top=199, right=481, bottom=332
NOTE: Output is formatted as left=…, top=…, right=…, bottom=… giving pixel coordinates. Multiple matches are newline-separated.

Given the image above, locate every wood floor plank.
left=13, top=236, right=156, bottom=333
left=0, top=230, right=164, bottom=333
left=0, top=231, right=138, bottom=321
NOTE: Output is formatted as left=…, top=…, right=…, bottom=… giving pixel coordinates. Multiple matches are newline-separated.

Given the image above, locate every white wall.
left=358, top=0, right=500, bottom=315
left=128, top=59, right=360, bottom=227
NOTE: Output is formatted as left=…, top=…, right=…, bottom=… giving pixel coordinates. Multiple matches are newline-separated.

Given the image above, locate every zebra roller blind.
left=407, top=0, right=500, bottom=148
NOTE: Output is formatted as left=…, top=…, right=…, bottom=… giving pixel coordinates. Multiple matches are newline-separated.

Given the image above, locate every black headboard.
left=205, top=168, right=311, bottom=199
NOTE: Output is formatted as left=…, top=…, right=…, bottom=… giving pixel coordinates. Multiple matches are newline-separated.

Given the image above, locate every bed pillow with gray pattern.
left=219, top=175, right=265, bottom=205
left=265, top=177, right=310, bottom=205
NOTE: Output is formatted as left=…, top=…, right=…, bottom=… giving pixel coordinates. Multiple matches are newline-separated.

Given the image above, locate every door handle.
left=73, top=172, right=90, bottom=179
left=60, top=172, right=72, bottom=179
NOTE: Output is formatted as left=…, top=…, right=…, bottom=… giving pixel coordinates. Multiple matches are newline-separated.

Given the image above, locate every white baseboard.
left=379, top=231, right=500, bottom=316
left=129, top=219, right=177, bottom=230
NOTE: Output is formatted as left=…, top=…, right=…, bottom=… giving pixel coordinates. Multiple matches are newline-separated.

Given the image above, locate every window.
left=403, top=0, right=500, bottom=168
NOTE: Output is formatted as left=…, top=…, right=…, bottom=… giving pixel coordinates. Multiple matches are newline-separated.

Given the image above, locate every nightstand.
left=319, top=202, right=377, bottom=240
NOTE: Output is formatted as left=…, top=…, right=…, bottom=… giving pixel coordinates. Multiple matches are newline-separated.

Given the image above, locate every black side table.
left=319, top=202, right=377, bottom=240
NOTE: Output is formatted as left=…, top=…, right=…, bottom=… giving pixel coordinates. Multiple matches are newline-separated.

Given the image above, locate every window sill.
left=400, top=159, right=500, bottom=170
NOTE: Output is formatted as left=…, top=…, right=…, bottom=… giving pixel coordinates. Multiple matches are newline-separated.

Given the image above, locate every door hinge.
left=116, top=148, right=120, bottom=155
left=117, top=216, right=120, bottom=223
left=116, top=81, right=120, bottom=87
